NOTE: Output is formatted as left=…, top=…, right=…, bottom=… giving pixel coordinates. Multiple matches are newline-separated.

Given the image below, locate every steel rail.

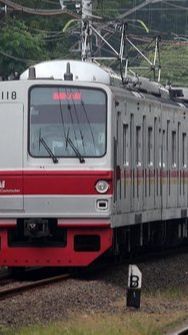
left=177, top=328, right=188, bottom=335
left=0, top=273, right=70, bottom=300
left=169, top=327, right=188, bottom=335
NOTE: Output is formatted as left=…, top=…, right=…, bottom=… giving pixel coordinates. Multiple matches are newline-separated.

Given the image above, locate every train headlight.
left=95, top=180, right=109, bottom=194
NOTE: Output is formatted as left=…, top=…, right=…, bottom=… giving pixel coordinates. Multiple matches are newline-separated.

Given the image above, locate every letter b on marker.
left=127, top=265, right=142, bottom=308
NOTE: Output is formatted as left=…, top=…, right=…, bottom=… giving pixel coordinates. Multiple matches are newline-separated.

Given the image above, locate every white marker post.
left=127, top=264, right=142, bottom=308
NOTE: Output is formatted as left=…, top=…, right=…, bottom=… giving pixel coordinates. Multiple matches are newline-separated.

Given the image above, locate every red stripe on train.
left=0, top=168, right=186, bottom=196
left=0, top=170, right=113, bottom=195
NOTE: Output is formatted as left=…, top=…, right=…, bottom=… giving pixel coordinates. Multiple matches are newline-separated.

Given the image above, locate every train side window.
left=167, top=120, right=170, bottom=195
left=136, top=126, right=141, bottom=166
left=162, top=130, right=166, bottom=168
left=182, top=132, right=187, bottom=168
left=159, top=128, right=162, bottom=167
left=148, top=126, right=153, bottom=166
left=123, top=124, right=129, bottom=166
left=172, top=131, right=176, bottom=167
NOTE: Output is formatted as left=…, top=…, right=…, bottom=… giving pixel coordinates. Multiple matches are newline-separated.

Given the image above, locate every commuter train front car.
left=0, top=60, right=188, bottom=268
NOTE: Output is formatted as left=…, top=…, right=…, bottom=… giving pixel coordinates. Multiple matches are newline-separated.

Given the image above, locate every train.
left=0, top=59, right=188, bottom=268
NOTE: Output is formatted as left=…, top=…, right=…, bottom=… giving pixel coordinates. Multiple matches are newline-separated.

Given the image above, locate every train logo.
left=0, top=181, right=5, bottom=189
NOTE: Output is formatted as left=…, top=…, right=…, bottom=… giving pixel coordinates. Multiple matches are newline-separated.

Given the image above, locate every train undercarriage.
left=115, top=218, right=188, bottom=256
left=0, top=217, right=188, bottom=268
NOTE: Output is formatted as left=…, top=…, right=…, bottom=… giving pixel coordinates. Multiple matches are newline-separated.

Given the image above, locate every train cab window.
left=29, top=86, right=107, bottom=159
left=148, top=127, right=153, bottom=166
left=172, top=131, right=176, bottom=167
left=123, top=124, right=129, bottom=166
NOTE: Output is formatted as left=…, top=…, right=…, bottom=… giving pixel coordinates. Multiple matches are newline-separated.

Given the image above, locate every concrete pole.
left=81, top=0, right=92, bottom=60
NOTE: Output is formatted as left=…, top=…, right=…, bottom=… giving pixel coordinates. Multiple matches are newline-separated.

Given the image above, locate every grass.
left=1, top=287, right=188, bottom=335
left=1, top=310, right=187, bottom=335
left=145, top=286, right=187, bottom=300
left=0, top=316, right=160, bottom=335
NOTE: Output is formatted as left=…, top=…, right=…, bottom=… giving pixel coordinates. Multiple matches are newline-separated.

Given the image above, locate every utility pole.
left=0, top=4, right=7, bottom=17
left=81, top=0, right=92, bottom=60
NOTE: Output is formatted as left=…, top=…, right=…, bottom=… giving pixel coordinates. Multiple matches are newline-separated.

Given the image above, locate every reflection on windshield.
left=29, top=87, right=107, bottom=158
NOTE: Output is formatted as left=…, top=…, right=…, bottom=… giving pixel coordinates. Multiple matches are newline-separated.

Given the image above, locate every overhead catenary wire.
left=0, top=0, right=80, bottom=18
left=0, top=0, right=187, bottom=81
left=0, top=48, right=42, bottom=63
left=163, top=0, right=188, bottom=10
left=116, top=0, right=187, bottom=20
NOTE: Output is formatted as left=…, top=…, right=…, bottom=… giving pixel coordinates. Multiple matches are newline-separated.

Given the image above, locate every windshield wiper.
left=39, top=135, right=59, bottom=164
left=81, top=99, right=97, bottom=155
left=66, top=130, right=85, bottom=164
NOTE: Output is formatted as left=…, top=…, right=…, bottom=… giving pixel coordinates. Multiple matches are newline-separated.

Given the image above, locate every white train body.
left=0, top=60, right=187, bottom=267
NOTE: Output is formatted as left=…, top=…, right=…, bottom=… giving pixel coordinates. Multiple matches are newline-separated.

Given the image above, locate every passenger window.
left=159, top=128, right=162, bottom=167
left=182, top=132, right=187, bottom=168
left=162, top=130, right=166, bottom=168
left=136, top=126, right=141, bottom=166
left=172, top=131, right=176, bottom=167
left=148, top=127, right=153, bottom=166
left=123, top=124, right=129, bottom=166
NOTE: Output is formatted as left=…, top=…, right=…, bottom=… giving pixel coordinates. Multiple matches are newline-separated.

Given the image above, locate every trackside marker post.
left=127, top=264, right=142, bottom=308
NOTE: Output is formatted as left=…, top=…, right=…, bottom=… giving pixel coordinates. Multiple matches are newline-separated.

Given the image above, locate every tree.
left=0, top=18, right=47, bottom=77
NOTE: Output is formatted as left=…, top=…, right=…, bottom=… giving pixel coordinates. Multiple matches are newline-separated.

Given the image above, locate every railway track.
left=169, top=326, right=188, bottom=335
left=0, top=273, right=70, bottom=300
left=178, top=330, right=188, bottom=335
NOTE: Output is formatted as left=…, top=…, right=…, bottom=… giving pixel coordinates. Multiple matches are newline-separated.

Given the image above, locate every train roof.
left=20, top=59, right=188, bottom=108
left=20, top=59, right=112, bottom=84
left=20, top=59, right=168, bottom=95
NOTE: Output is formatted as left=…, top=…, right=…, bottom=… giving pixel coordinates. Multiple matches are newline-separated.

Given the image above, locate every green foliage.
left=0, top=0, right=73, bottom=76
left=160, top=45, right=188, bottom=86
left=138, top=43, right=188, bottom=86
left=0, top=18, right=47, bottom=77
left=0, top=0, right=187, bottom=85
left=0, top=316, right=161, bottom=335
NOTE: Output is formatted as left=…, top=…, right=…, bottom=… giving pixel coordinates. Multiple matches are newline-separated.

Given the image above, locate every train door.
left=167, top=111, right=178, bottom=208
left=142, top=114, right=147, bottom=210
left=161, top=108, right=168, bottom=211
left=0, top=103, right=24, bottom=211
left=133, top=106, right=143, bottom=212
left=162, top=108, right=178, bottom=209
left=145, top=105, right=155, bottom=210
left=122, top=103, right=131, bottom=213
left=127, top=97, right=143, bottom=213
left=130, top=110, right=134, bottom=212
left=143, top=104, right=161, bottom=213
left=114, top=103, right=122, bottom=214
left=154, top=111, right=161, bottom=210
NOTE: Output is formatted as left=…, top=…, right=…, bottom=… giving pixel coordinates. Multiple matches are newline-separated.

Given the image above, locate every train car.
left=0, top=59, right=188, bottom=268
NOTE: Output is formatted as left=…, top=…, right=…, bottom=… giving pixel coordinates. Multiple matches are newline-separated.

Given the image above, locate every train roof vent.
left=28, top=66, right=36, bottom=79
left=20, top=59, right=111, bottom=84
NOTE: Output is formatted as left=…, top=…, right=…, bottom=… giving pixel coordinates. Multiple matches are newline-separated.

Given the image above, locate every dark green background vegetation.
left=0, top=0, right=188, bottom=85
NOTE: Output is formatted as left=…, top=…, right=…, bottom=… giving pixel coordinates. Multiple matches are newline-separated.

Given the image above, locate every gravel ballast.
left=0, top=252, right=188, bottom=329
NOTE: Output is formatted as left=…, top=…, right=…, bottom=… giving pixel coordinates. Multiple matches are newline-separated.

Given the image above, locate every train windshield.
left=29, top=86, right=107, bottom=159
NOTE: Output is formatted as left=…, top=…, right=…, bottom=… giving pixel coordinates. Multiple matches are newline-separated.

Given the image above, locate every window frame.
left=28, top=85, right=108, bottom=159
